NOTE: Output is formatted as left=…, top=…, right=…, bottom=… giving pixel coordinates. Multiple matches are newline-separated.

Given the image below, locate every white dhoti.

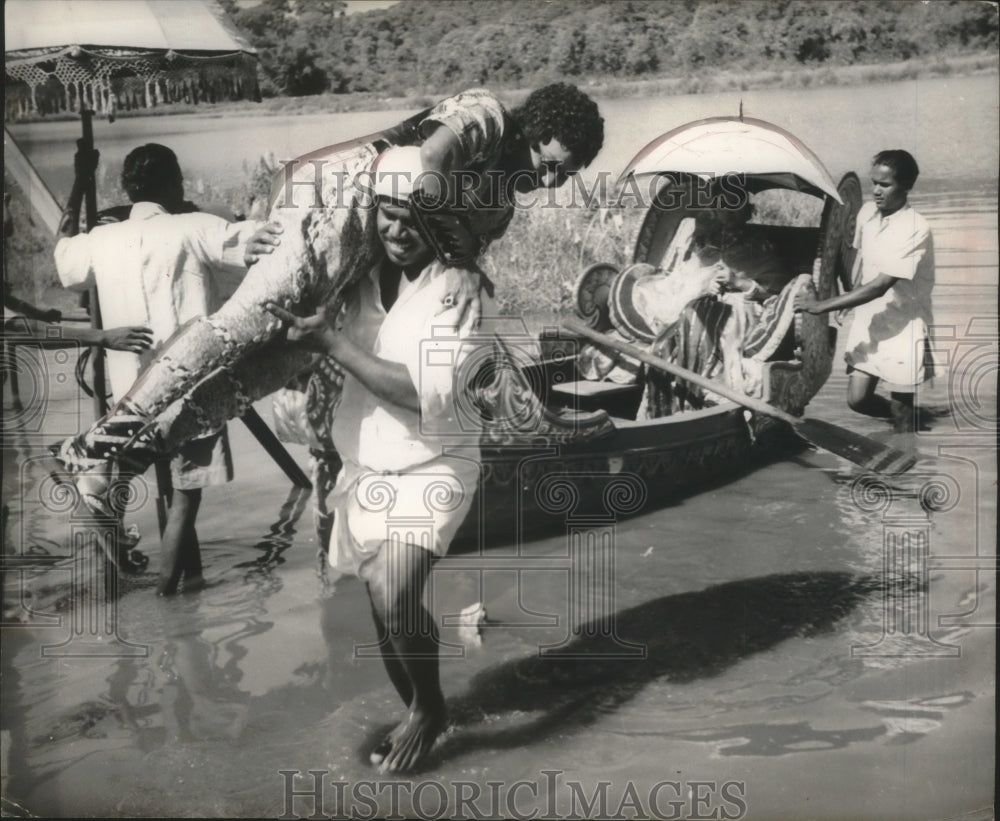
left=327, top=455, right=479, bottom=578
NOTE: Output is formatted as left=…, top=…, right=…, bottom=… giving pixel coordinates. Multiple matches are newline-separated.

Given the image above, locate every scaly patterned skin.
left=70, top=144, right=383, bottom=468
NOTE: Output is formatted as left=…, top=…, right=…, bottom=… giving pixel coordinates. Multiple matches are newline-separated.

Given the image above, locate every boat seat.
left=551, top=379, right=642, bottom=417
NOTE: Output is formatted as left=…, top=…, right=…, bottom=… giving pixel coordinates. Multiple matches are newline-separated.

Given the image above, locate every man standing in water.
left=55, top=143, right=255, bottom=584
left=267, top=146, right=495, bottom=774
left=795, top=150, right=934, bottom=432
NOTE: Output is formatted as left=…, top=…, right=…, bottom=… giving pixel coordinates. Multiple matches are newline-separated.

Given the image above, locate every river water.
left=7, top=75, right=999, bottom=199
left=2, top=77, right=997, bottom=820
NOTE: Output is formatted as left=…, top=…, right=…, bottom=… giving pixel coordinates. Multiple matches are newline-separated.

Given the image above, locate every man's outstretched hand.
left=436, top=271, right=491, bottom=335
left=102, top=326, right=153, bottom=353
left=794, top=291, right=822, bottom=314
left=245, top=221, right=283, bottom=267
left=264, top=302, right=338, bottom=355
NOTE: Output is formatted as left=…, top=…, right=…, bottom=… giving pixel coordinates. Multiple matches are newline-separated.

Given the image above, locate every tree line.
left=218, top=0, right=999, bottom=97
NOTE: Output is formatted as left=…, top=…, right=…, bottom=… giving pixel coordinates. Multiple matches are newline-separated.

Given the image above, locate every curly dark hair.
left=511, top=83, right=604, bottom=168
left=872, top=149, right=920, bottom=190
left=121, top=143, right=183, bottom=203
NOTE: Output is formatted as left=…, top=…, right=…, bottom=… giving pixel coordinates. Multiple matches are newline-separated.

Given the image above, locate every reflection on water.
left=1, top=184, right=995, bottom=816
left=663, top=720, right=887, bottom=756
left=0, top=432, right=318, bottom=814
left=157, top=630, right=251, bottom=744
left=234, top=486, right=312, bottom=573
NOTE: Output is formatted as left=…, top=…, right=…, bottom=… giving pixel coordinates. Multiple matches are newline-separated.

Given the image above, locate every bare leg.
left=361, top=541, right=446, bottom=773
left=181, top=515, right=205, bottom=592
left=889, top=391, right=916, bottom=433
left=367, top=591, right=415, bottom=708
left=847, top=371, right=892, bottom=420
left=311, top=451, right=343, bottom=577
left=158, top=488, right=201, bottom=596
left=366, top=595, right=415, bottom=767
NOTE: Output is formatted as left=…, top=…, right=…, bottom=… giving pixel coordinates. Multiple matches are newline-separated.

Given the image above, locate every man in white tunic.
left=55, top=143, right=258, bottom=582
left=796, top=149, right=934, bottom=432
left=266, top=146, right=496, bottom=774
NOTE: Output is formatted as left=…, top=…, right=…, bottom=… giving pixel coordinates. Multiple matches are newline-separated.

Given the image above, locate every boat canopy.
left=620, top=116, right=842, bottom=203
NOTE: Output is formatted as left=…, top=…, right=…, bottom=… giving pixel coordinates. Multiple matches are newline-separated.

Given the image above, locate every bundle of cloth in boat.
left=575, top=218, right=812, bottom=417
left=637, top=271, right=811, bottom=418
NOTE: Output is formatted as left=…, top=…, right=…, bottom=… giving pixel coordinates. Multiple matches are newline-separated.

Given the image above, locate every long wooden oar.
left=563, top=318, right=916, bottom=476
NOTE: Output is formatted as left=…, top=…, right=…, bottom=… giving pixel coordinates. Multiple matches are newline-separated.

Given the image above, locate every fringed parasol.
left=4, top=0, right=259, bottom=120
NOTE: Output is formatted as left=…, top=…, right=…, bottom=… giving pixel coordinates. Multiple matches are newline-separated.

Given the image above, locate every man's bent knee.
left=847, top=395, right=868, bottom=413
left=361, top=541, right=435, bottom=632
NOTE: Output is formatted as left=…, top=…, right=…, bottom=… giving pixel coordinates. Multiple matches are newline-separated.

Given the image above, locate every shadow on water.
left=420, top=570, right=875, bottom=768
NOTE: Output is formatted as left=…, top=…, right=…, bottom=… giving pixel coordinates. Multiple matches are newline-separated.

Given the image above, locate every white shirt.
left=845, top=201, right=935, bottom=387
left=54, top=202, right=256, bottom=400
left=851, top=201, right=934, bottom=312
left=332, top=259, right=496, bottom=472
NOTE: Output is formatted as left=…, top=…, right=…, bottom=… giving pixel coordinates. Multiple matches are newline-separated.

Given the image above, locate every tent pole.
left=80, top=108, right=108, bottom=419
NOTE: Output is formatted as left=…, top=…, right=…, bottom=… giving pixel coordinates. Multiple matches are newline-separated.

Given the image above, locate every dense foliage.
left=218, top=0, right=998, bottom=97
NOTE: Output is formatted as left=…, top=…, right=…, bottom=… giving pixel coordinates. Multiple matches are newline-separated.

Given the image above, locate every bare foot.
left=157, top=577, right=180, bottom=597
left=369, top=735, right=393, bottom=767
left=97, top=530, right=148, bottom=575
left=370, top=716, right=410, bottom=766
left=377, top=701, right=447, bottom=774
